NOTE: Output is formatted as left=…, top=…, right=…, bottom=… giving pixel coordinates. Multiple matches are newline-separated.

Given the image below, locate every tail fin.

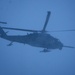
left=0, top=26, right=7, bottom=37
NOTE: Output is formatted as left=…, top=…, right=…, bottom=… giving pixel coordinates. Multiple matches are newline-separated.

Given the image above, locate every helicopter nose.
left=58, top=42, right=63, bottom=50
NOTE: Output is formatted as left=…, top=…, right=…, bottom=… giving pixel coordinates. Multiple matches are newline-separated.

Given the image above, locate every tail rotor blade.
left=0, top=21, right=7, bottom=24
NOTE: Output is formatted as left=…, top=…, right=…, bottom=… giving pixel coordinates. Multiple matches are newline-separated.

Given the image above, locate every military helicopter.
left=0, top=11, right=75, bottom=52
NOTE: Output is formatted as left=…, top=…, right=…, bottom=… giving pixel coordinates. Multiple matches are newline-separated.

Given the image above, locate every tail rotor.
left=0, top=26, right=7, bottom=37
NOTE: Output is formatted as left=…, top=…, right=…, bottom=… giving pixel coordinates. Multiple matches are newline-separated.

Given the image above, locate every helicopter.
left=0, top=11, right=75, bottom=52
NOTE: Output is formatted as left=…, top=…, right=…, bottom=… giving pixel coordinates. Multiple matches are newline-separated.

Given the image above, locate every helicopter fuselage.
left=0, top=11, right=74, bottom=51
left=1, top=32, right=63, bottom=50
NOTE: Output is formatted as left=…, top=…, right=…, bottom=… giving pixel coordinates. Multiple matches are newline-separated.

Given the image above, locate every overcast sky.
left=0, top=0, right=75, bottom=75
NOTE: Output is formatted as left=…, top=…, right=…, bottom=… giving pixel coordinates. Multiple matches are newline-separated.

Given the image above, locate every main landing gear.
left=40, top=48, right=51, bottom=53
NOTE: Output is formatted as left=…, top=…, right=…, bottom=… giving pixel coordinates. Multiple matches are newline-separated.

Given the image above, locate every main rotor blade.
left=2, top=27, right=75, bottom=33
left=49, top=29, right=75, bottom=32
left=2, top=27, right=40, bottom=32
left=42, top=11, right=51, bottom=32
left=0, top=21, right=7, bottom=24
left=63, top=45, right=75, bottom=48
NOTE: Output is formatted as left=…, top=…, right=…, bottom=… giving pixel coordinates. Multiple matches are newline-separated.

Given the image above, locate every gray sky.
left=0, top=0, right=75, bottom=75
